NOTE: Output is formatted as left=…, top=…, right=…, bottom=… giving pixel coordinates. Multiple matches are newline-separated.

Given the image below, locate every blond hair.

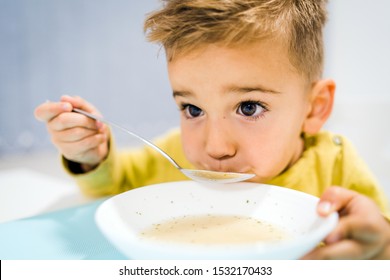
left=144, top=0, right=328, bottom=82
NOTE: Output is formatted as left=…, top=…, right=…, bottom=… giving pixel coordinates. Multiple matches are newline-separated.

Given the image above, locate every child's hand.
left=302, top=186, right=390, bottom=259
left=34, top=95, right=109, bottom=171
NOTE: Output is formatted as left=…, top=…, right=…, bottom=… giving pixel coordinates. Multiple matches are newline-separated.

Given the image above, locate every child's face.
left=168, top=40, right=313, bottom=183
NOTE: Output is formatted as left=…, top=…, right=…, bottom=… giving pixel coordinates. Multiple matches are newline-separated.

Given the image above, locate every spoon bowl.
left=72, top=108, right=255, bottom=183
left=180, top=169, right=255, bottom=183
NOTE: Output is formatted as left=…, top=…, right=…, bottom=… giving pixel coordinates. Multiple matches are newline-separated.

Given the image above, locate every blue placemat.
left=0, top=199, right=126, bottom=260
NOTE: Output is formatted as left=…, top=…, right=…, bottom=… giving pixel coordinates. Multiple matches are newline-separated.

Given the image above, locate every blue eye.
left=237, top=101, right=266, bottom=118
left=183, top=104, right=203, bottom=118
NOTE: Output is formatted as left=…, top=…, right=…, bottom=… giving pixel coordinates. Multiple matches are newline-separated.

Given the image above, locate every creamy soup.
left=190, top=170, right=241, bottom=180
left=140, top=215, right=290, bottom=245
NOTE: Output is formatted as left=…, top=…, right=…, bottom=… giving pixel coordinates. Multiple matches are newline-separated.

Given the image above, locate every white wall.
left=0, top=0, right=175, bottom=154
left=324, top=0, right=390, bottom=198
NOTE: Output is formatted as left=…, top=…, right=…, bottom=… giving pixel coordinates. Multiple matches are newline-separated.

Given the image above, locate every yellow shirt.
left=64, top=129, right=389, bottom=216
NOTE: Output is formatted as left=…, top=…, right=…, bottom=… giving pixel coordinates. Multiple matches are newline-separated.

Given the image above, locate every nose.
left=204, top=119, right=236, bottom=161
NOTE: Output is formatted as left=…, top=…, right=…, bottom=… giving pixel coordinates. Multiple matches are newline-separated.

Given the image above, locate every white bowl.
left=95, top=181, right=338, bottom=259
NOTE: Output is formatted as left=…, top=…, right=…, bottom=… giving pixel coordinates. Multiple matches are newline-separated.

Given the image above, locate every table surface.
left=0, top=168, right=94, bottom=223
left=0, top=168, right=126, bottom=259
left=0, top=198, right=126, bottom=259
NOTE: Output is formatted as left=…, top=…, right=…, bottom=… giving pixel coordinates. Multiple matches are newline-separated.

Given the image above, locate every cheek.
left=240, top=125, right=302, bottom=177
left=241, top=137, right=277, bottom=166
left=180, top=125, right=202, bottom=163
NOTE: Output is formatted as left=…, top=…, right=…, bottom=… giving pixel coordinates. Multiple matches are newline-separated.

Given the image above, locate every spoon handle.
left=72, top=108, right=181, bottom=169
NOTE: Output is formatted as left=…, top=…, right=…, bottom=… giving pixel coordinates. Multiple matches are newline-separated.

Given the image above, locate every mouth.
left=191, top=164, right=258, bottom=183
left=199, top=163, right=253, bottom=175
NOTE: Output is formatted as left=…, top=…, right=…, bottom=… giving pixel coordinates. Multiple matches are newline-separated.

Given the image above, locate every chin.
left=244, top=174, right=270, bottom=184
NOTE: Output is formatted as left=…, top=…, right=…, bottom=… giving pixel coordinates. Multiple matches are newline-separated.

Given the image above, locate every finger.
left=302, top=239, right=367, bottom=260
left=326, top=214, right=382, bottom=245
left=316, top=186, right=358, bottom=216
left=53, top=123, right=109, bottom=144
left=78, top=143, right=109, bottom=167
left=60, top=95, right=101, bottom=116
left=34, top=101, right=73, bottom=122
left=51, top=126, right=99, bottom=143
left=48, top=111, right=103, bottom=132
left=60, top=95, right=106, bottom=129
left=56, top=133, right=107, bottom=162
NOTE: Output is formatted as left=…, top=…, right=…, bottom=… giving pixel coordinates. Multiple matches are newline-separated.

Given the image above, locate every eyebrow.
left=226, top=86, right=282, bottom=95
left=173, top=85, right=281, bottom=98
left=172, top=90, right=192, bottom=98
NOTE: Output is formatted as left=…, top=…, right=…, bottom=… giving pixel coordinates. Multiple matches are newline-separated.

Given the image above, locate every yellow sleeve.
left=63, top=128, right=191, bottom=197
left=340, top=137, right=390, bottom=218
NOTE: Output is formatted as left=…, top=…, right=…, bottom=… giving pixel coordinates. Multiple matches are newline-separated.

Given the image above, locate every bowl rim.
left=95, top=181, right=339, bottom=259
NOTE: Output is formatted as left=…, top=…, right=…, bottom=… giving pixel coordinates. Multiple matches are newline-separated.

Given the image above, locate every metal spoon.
left=72, top=108, right=255, bottom=183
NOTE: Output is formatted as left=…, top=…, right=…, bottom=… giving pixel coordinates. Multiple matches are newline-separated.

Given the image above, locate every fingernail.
left=62, top=103, right=72, bottom=110
left=326, top=233, right=341, bottom=244
left=318, top=201, right=332, bottom=215
left=96, top=121, right=103, bottom=129
left=99, top=132, right=107, bottom=142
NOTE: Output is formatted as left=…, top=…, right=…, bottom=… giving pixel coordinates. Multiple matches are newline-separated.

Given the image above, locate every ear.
left=302, top=79, right=336, bottom=135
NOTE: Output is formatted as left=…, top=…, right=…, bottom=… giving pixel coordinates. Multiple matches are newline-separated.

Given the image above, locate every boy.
left=35, top=0, right=390, bottom=259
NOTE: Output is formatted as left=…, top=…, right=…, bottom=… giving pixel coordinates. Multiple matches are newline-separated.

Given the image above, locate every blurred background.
left=1, top=0, right=389, bottom=199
